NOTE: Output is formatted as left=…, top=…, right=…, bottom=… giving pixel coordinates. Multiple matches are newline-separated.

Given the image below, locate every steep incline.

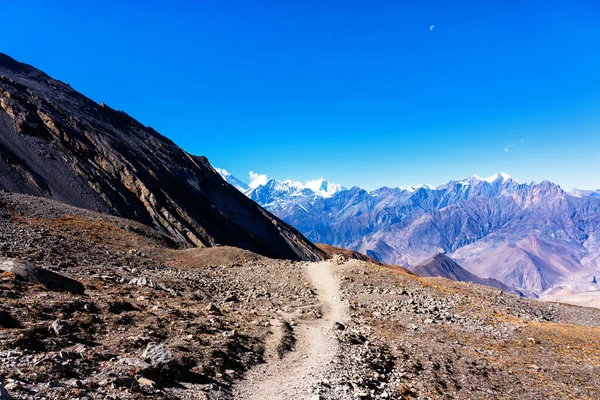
left=0, top=53, right=323, bottom=261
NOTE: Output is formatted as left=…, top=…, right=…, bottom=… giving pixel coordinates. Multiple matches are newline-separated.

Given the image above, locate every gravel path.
left=233, top=261, right=347, bottom=399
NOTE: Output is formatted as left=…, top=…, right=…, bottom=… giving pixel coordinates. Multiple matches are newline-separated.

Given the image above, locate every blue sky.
left=3, top=0, right=600, bottom=190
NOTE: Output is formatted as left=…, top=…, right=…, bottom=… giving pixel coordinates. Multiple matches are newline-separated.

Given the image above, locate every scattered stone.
left=128, top=276, right=165, bottom=290
left=334, top=322, right=346, bottom=331
left=119, top=357, right=151, bottom=370
left=59, top=350, right=81, bottom=360
left=66, top=379, right=83, bottom=388
left=223, top=330, right=236, bottom=338
left=332, top=254, right=346, bottom=265
left=205, top=303, right=222, bottom=315
left=50, top=319, right=70, bottom=336
left=2, top=383, right=20, bottom=393
left=137, top=377, right=156, bottom=388
left=225, top=294, right=240, bottom=303
left=48, top=380, right=61, bottom=388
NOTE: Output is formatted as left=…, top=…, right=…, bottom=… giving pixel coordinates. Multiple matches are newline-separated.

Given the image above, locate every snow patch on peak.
left=570, top=188, right=600, bottom=198
left=247, top=174, right=345, bottom=199
left=482, top=172, right=519, bottom=183
left=215, top=167, right=249, bottom=191
left=215, top=167, right=231, bottom=178
left=275, top=179, right=304, bottom=193
left=304, top=178, right=344, bottom=198
left=399, top=184, right=435, bottom=192
left=460, top=173, right=519, bottom=185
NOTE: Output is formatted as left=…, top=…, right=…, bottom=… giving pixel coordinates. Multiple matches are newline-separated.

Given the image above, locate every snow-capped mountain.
left=398, top=184, right=436, bottom=192
left=246, top=177, right=345, bottom=216
left=302, top=178, right=344, bottom=198
left=216, top=169, right=345, bottom=206
left=215, top=168, right=249, bottom=192
left=570, top=188, right=600, bottom=199
left=218, top=170, right=600, bottom=296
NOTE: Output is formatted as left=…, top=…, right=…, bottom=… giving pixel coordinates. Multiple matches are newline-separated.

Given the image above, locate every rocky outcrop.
left=0, top=258, right=84, bottom=294
left=0, top=53, right=323, bottom=261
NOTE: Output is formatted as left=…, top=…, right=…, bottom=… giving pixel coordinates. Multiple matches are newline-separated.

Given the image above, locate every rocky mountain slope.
left=0, top=192, right=599, bottom=399
left=411, top=253, right=519, bottom=294
left=0, top=53, right=322, bottom=261
left=226, top=171, right=600, bottom=295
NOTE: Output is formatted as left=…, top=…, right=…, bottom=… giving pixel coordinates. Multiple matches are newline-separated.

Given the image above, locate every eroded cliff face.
left=0, top=53, right=323, bottom=261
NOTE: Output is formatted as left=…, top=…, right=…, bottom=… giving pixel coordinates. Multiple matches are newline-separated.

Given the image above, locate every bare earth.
left=1, top=193, right=600, bottom=399
left=233, top=261, right=347, bottom=400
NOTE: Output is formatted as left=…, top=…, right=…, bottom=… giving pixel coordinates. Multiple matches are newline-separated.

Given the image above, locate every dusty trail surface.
left=233, top=261, right=347, bottom=400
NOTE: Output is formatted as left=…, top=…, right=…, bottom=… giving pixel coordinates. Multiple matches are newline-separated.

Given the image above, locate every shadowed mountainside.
left=0, top=53, right=323, bottom=261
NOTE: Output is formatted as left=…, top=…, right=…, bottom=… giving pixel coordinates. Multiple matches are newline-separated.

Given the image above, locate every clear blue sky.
left=3, top=0, right=600, bottom=190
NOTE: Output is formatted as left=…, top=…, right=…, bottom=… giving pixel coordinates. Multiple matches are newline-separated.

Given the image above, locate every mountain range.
left=219, top=170, right=600, bottom=296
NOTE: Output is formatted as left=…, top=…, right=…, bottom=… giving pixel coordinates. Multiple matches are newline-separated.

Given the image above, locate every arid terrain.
left=1, top=192, right=600, bottom=399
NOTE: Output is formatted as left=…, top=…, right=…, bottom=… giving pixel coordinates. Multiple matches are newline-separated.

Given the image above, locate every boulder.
left=140, top=342, right=189, bottom=383
left=141, top=342, right=175, bottom=368
left=0, top=258, right=84, bottom=294
left=51, top=319, right=70, bottom=336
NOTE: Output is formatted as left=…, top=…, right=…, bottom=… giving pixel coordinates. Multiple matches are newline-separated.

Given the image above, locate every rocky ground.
left=1, top=192, right=600, bottom=399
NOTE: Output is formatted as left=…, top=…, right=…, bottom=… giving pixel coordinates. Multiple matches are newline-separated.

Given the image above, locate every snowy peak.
left=570, top=188, right=600, bottom=198
left=481, top=172, right=519, bottom=183
left=215, top=169, right=346, bottom=202
left=459, top=172, right=519, bottom=186
left=398, top=184, right=435, bottom=192
left=436, top=172, right=522, bottom=191
left=223, top=172, right=347, bottom=206
left=250, top=177, right=345, bottom=199
left=304, top=178, right=344, bottom=198
left=215, top=168, right=249, bottom=192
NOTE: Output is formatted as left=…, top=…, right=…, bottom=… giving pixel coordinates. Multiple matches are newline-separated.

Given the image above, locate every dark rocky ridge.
left=0, top=53, right=323, bottom=261
left=410, top=253, right=523, bottom=295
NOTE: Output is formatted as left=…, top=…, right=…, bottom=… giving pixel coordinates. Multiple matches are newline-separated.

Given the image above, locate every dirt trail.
left=233, top=261, right=347, bottom=400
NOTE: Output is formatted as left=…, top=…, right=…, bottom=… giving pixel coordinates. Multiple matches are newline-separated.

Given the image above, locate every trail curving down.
left=233, top=260, right=347, bottom=400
